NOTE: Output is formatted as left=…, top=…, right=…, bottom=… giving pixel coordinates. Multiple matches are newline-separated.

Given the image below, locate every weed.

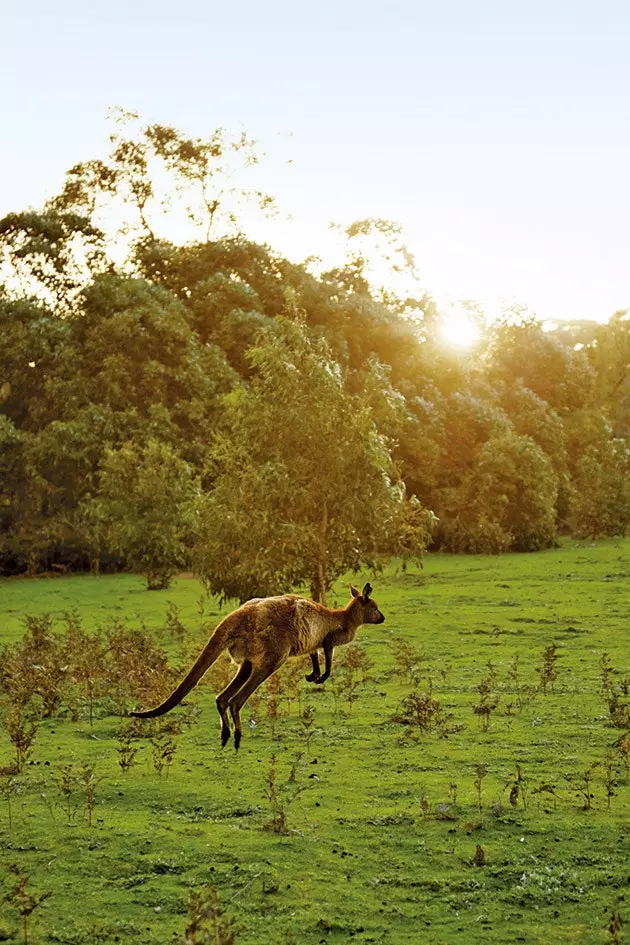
left=63, top=617, right=107, bottom=725
left=151, top=731, right=177, bottom=778
left=391, top=636, right=425, bottom=688
left=506, top=763, right=528, bottom=810
left=265, top=754, right=287, bottom=834
left=264, top=753, right=310, bottom=834
left=1, top=776, right=23, bottom=830
left=2, top=703, right=37, bottom=772
left=608, top=681, right=630, bottom=729
left=485, top=660, right=498, bottom=687
left=538, top=643, right=559, bottom=694
left=618, top=731, right=630, bottom=779
left=603, top=754, right=620, bottom=810
left=507, top=654, right=533, bottom=711
left=331, top=662, right=361, bottom=716
left=116, top=727, right=140, bottom=775
left=165, top=600, right=187, bottom=643
left=264, top=674, right=280, bottom=739
left=472, top=844, right=486, bottom=867
left=599, top=652, right=630, bottom=727
left=565, top=764, right=598, bottom=811
left=196, top=592, right=209, bottom=626
left=276, top=658, right=306, bottom=717
left=76, top=762, right=105, bottom=827
left=2, top=865, right=51, bottom=945
left=0, top=615, right=68, bottom=717
left=22, top=615, right=68, bottom=716
left=287, top=751, right=305, bottom=784
left=532, top=781, right=560, bottom=811
left=106, top=623, right=175, bottom=716
left=473, top=673, right=498, bottom=731
left=54, top=763, right=82, bottom=825
left=392, top=690, right=445, bottom=733
left=473, top=764, right=489, bottom=813
left=181, top=884, right=239, bottom=945
left=330, top=644, right=373, bottom=717
left=600, top=651, right=616, bottom=697
left=299, top=703, right=318, bottom=757
left=340, top=642, right=374, bottom=684
left=607, top=908, right=623, bottom=945
left=52, top=761, right=104, bottom=826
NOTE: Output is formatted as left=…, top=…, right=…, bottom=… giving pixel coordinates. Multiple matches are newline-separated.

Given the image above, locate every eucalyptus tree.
left=193, top=317, right=435, bottom=603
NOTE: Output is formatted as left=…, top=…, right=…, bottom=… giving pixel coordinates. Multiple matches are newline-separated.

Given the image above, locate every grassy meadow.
left=1, top=540, right=629, bottom=944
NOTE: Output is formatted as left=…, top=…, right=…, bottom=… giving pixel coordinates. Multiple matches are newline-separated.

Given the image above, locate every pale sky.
left=2, top=0, right=629, bottom=323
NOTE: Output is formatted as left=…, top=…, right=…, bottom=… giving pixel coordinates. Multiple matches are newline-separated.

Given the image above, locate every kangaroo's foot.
left=314, top=673, right=329, bottom=684
left=234, top=727, right=242, bottom=751
left=305, top=671, right=319, bottom=682
left=220, top=723, right=231, bottom=747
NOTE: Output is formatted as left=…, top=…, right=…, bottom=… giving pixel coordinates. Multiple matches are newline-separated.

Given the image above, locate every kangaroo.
left=129, top=582, right=384, bottom=749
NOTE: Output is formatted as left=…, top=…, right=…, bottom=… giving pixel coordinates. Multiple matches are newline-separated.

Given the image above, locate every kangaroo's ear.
left=362, top=582, right=373, bottom=600
left=350, top=585, right=360, bottom=598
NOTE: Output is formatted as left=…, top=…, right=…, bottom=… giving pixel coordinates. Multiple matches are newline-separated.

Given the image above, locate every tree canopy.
left=1, top=114, right=629, bottom=588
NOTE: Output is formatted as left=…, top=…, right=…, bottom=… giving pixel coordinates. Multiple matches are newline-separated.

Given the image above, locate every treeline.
left=1, top=114, right=629, bottom=595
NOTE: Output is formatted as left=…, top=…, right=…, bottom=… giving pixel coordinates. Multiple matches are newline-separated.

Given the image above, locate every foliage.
left=440, top=429, right=559, bottom=553
left=192, top=316, right=434, bottom=602
left=1, top=113, right=630, bottom=576
left=181, top=885, right=239, bottom=945
left=0, top=610, right=176, bottom=725
left=0, top=209, right=105, bottom=311
left=93, top=439, right=197, bottom=589
left=571, top=439, right=630, bottom=539
left=2, top=866, right=50, bottom=945
left=392, top=689, right=444, bottom=732
left=51, top=108, right=276, bottom=247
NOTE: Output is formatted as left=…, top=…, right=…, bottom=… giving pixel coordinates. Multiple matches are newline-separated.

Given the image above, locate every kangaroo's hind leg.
left=229, top=653, right=287, bottom=750
left=216, top=661, right=252, bottom=747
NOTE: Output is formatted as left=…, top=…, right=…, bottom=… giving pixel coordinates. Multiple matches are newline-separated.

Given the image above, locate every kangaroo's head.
left=350, top=583, right=385, bottom=624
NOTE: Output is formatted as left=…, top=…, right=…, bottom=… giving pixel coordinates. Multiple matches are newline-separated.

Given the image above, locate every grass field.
left=1, top=540, right=629, bottom=944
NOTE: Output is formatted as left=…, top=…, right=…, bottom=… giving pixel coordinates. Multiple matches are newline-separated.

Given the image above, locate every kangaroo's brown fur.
left=129, top=583, right=384, bottom=748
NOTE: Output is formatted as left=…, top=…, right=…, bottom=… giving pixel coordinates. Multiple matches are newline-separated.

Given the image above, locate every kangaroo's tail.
left=129, top=626, right=228, bottom=718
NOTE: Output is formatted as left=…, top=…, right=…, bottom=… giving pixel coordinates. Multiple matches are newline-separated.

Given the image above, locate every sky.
left=2, top=0, right=629, bottom=324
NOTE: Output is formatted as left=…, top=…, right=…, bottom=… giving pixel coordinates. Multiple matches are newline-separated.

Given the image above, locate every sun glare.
left=439, top=312, right=481, bottom=348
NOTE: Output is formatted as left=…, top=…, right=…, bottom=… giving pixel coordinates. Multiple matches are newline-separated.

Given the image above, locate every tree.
left=571, top=439, right=630, bottom=539
left=93, top=439, right=197, bottom=590
left=485, top=315, right=595, bottom=413
left=0, top=274, right=236, bottom=573
left=440, top=430, right=559, bottom=553
left=0, top=210, right=105, bottom=312
left=51, top=109, right=276, bottom=248
left=588, top=310, right=630, bottom=439
left=495, top=379, right=570, bottom=523
left=192, top=317, right=434, bottom=603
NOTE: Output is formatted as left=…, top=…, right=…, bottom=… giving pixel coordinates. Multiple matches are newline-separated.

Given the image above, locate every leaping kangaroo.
left=130, top=583, right=384, bottom=748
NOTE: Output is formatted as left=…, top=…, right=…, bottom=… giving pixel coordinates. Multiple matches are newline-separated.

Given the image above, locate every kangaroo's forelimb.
left=305, top=638, right=335, bottom=684
left=316, top=636, right=334, bottom=683
left=305, top=651, right=321, bottom=682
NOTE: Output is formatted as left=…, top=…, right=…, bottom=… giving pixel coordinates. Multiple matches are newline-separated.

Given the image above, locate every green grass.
left=1, top=539, right=630, bottom=944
